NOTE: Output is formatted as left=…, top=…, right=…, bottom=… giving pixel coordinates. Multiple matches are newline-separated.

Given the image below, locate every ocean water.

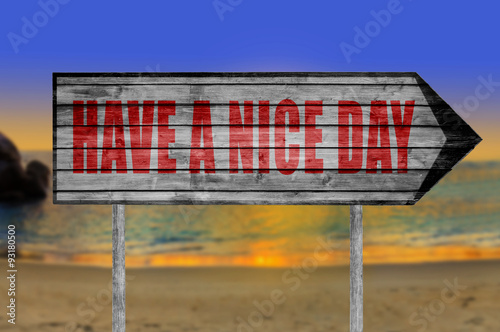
left=0, top=151, right=499, bottom=267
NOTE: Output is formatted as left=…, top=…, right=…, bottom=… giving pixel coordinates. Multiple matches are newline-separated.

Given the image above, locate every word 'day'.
left=53, top=73, right=481, bottom=205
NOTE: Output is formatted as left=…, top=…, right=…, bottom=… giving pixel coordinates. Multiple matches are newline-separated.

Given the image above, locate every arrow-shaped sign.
left=53, top=72, right=482, bottom=205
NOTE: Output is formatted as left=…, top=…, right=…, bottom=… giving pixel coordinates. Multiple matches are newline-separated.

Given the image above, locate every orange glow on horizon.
left=17, top=245, right=500, bottom=268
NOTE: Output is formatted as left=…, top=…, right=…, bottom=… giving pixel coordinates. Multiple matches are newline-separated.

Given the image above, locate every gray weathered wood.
left=57, top=74, right=419, bottom=85
left=112, top=205, right=126, bottom=332
left=56, top=84, right=428, bottom=105
left=54, top=104, right=440, bottom=126
left=54, top=147, right=443, bottom=171
left=350, top=205, right=363, bottom=332
left=53, top=72, right=481, bottom=205
left=55, top=190, right=417, bottom=205
left=54, top=125, right=450, bottom=148
left=54, top=170, right=428, bottom=191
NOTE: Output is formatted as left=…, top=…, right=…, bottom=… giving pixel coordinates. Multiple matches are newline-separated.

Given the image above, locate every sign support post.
left=112, top=204, right=126, bottom=332
left=350, top=205, right=363, bottom=332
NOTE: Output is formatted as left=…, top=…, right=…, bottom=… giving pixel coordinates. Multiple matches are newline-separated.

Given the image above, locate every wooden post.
left=350, top=205, right=363, bottom=332
left=112, top=205, right=126, bottom=332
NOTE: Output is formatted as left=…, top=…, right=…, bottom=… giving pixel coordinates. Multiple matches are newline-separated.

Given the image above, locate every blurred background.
left=1, top=1, right=499, bottom=331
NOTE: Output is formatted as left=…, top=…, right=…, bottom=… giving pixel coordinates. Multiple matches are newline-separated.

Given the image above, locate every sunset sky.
left=1, top=1, right=499, bottom=161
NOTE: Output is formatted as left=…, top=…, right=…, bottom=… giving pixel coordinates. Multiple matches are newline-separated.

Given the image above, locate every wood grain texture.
left=55, top=104, right=441, bottom=126
left=112, top=205, right=125, bottom=332
left=54, top=170, right=428, bottom=191
left=350, top=205, right=363, bottom=332
left=54, top=147, right=450, bottom=170
left=55, top=125, right=451, bottom=148
left=57, top=74, right=419, bottom=85
left=54, top=191, right=417, bottom=205
left=56, top=84, right=429, bottom=105
left=53, top=72, right=482, bottom=205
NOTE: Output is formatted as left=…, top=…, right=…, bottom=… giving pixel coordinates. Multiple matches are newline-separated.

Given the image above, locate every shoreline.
left=5, top=251, right=500, bottom=269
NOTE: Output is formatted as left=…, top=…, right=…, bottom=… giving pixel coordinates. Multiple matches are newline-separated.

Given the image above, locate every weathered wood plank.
left=54, top=147, right=442, bottom=170
left=54, top=125, right=448, bottom=148
left=56, top=84, right=429, bottom=105
left=54, top=191, right=417, bottom=205
left=57, top=74, right=418, bottom=85
left=54, top=170, right=429, bottom=191
left=112, top=204, right=125, bottom=332
left=55, top=104, right=440, bottom=126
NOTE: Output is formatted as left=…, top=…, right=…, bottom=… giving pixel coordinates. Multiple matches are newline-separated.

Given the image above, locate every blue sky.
left=1, top=0, right=499, bottom=151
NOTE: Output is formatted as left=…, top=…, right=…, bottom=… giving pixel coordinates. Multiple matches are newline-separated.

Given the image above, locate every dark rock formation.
left=0, top=133, right=50, bottom=202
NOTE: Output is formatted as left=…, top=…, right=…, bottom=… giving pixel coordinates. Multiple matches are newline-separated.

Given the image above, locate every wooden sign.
left=52, top=72, right=481, bottom=205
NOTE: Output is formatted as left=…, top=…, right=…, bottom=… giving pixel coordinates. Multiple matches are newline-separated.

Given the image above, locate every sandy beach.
left=0, top=259, right=498, bottom=332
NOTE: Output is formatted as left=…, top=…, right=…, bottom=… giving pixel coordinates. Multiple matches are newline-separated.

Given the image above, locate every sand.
left=0, top=260, right=498, bottom=332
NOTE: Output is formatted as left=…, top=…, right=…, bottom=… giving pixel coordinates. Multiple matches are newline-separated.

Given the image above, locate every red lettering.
left=127, top=101, right=154, bottom=173
left=189, top=101, right=215, bottom=173
left=101, top=101, right=127, bottom=173
left=366, top=101, right=392, bottom=173
left=275, top=99, right=300, bottom=175
left=73, top=101, right=98, bottom=173
left=305, top=101, right=323, bottom=173
left=258, top=101, right=270, bottom=173
left=158, top=101, right=177, bottom=174
left=338, top=101, right=363, bottom=174
left=391, top=100, right=415, bottom=173
left=229, top=101, right=253, bottom=173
